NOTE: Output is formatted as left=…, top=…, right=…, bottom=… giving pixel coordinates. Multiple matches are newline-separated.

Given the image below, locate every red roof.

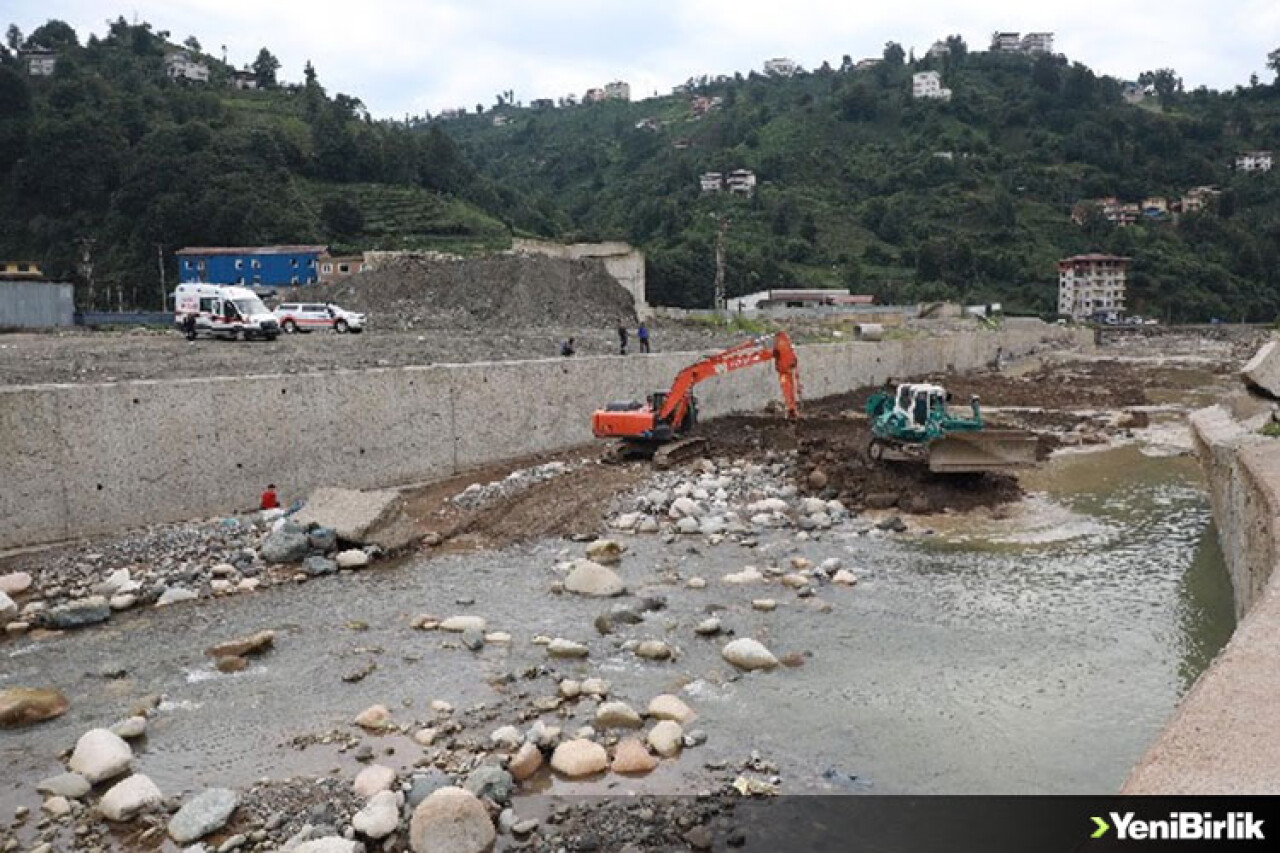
left=176, top=245, right=328, bottom=256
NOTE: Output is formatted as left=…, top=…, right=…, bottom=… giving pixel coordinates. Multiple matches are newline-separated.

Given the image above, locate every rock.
left=635, top=640, right=672, bottom=660
left=463, top=765, right=513, bottom=804
left=585, top=539, right=625, bottom=565
left=216, top=656, right=247, bottom=673
left=292, top=487, right=405, bottom=546
left=610, top=513, right=641, bottom=532
left=675, top=516, right=700, bottom=534
left=876, top=515, right=907, bottom=533
left=261, top=529, right=310, bottom=563
left=109, top=594, right=137, bottom=611
left=37, top=773, right=90, bottom=799
left=485, top=631, right=511, bottom=644
left=668, top=496, right=702, bottom=518
left=752, top=599, right=777, bottom=612
left=781, top=573, right=809, bottom=588
left=98, top=773, right=162, bottom=821
left=723, top=567, right=764, bottom=585
left=41, top=796, right=71, bottom=818
left=546, top=638, right=589, bottom=658
left=406, top=769, right=452, bottom=808
left=1115, top=410, right=1150, bottom=430
left=550, top=740, right=609, bottom=777
left=353, top=705, right=391, bottom=730
left=528, top=720, right=560, bottom=748
left=413, top=727, right=438, bottom=746
left=721, top=638, right=779, bottom=672
left=807, top=469, right=829, bottom=490
left=558, top=679, right=581, bottom=698
left=563, top=559, right=625, bottom=597
left=864, top=493, right=900, bottom=510
left=96, top=568, right=134, bottom=597
left=646, top=721, right=684, bottom=757
left=611, top=738, right=658, bottom=774
left=439, top=615, right=486, bottom=633
left=687, top=577, right=707, bottom=589
left=832, top=570, right=858, bottom=586
left=110, top=716, right=147, bottom=740
left=430, top=699, right=454, bottom=713
left=354, top=764, right=397, bottom=798
left=490, top=725, right=523, bottom=750
left=461, top=626, right=484, bottom=650
left=0, top=687, right=69, bottom=728
left=0, top=571, right=32, bottom=596
left=335, top=549, right=371, bottom=570
left=595, top=701, right=642, bottom=729
left=685, top=825, right=714, bottom=850
left=156, top=587, right=198, bottom=607
left=580, top=678, right=610, bottom=697
left=307, top=527, right=338, bottom=551
left=647, top=695, right=695, bottom=724
left=302, top=556, right=337, bottom=576
left=0, top=590, right=16, bottom=624
left=1243, top=340, right=1280, bottom=398
left=69, top=728, right=132, bottom=783
left=352, top=790, right=399, bottom=840
left=168, top=788, right=239, bottom=844
left=294, top=838, right=359, bottom=853
left=637, top=516, right=660, bottom=533
left=509, top=742, right=542, bottom=781
left=205, top=630, right=275, bottom=659
left=45, top=596, right=111, bottom=629
left=408, top=787, right=495, bottom=853
left=694, top=618, right=722, bottom=636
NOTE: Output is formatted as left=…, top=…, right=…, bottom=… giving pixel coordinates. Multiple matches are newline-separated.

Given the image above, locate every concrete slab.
left=292, top=487, right=404, bottom=546
left=1241, top=339, right=1280, bottom=398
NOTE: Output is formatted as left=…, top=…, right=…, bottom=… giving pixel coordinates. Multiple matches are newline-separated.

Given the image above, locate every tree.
left=883, top=42, right=905, bottom=66
left=252, top=48, right=280, bottom=88
left=5, top=25, right=22, bottom=52
left=1138, top=68, right=1182, bottom=106
left=26, top=20, right=78, bottom=50
left=321, top=197, right=364, bottom=237
left=944, top=35, right=968, bottom=63
left=184, top=36, right=201, bottom=53
left=1268, top=47, right=1280, bottom=82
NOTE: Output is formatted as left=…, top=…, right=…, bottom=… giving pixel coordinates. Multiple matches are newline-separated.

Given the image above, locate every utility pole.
left=78, top=237, right=97, bottom=311
left=156, top=243, right=167, bottom=310
left=713, top=214, right=730, bottom=312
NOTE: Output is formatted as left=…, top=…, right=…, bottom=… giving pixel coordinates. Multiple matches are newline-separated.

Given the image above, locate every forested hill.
left=0, top=17, right=545, bottom=308
left=442, top=44, right=1280, bottom=321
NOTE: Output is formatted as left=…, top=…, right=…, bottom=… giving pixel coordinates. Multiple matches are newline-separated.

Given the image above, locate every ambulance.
left=173, top=283, right=281, bottom=341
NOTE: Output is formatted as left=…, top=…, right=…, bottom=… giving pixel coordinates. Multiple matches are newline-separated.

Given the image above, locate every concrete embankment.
left=1124, top=341, right=1280, bottom=794
left=0, top=322, right=1083, bottom=551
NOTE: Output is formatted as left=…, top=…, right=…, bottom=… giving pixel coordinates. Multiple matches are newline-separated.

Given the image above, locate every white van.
left=173, top=284, right=281, bottom=341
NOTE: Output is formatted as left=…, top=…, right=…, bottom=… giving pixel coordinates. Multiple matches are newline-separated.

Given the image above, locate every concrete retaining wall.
left=1123, top=388, right=1280, bottom=793
left=0, top=324, right=1084, bottom=550
left=0, top=282, right=74, bottom=328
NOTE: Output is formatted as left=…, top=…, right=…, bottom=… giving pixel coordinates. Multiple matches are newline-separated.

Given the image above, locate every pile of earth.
left=292, top=253, right=638, bottom=330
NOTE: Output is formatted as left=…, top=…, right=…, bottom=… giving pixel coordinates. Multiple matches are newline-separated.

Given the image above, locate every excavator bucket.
left=927, top=430, right=1040, bottom=474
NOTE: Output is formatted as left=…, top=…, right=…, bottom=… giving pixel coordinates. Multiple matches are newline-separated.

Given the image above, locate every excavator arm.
left=657, top=332, right=800, bottom=430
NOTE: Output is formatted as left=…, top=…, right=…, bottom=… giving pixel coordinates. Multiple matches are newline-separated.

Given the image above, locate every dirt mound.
left=304, top=254, right=637, bottom=330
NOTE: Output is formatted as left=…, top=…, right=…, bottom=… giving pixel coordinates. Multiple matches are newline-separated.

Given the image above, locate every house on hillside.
left=699, top=172, right=723, bottom=193
left=531, top=98, right=555, bottom=110
left=1021, top=33, right=1054, bottom=55
left=604, top=81, right=631, bottom=101
left=990, top=32, right=1022, bottom=53
left=1181, top=186, right=1220, bottom=213
left=230, top=68, right=258, bottom=90
left=176, top=245, right=329, bottom=287
left=1142, top=196, right=1169, bottom=218
left=1235, top=151, right=1273, bottom=172
left=854, top=58, right=881, bottom=70
left=726, top=169, right=757, bottom=195
left=584, top=88, right=606, bottom=103
left=318, top=255, right=368, bottom=283
left=0, top=261, right=44, bottom=281
left=763, top=58, right=799, bottom=77
left=912, top=71, right=952, bottom=101
left=165, top=51, right=210, bottom=83
left=926, top=40, right=950, bottom=60
left=1057, top=254, right=1130, bottom=321
left=20, top=47, right=57, bottom=76
left=1120, top=82, right=1147, bottom=104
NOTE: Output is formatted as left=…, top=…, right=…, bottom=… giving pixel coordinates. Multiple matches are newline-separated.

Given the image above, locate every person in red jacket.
left=260, top=484, right=280, bottom=511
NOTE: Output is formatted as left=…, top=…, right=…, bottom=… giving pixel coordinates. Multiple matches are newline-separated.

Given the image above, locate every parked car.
left=273, top=302, right=366, bottom=334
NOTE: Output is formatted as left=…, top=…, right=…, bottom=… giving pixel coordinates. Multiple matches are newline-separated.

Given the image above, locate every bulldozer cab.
left=895, top=383, right=948, bottom=431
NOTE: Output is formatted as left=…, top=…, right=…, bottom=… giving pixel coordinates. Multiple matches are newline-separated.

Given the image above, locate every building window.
left=251, top=259, right=261, bottom=270
left=308, top=259, right=316, bottom=268
left=17, top=263, right=29, bottom=272
left=235, top=259, right=244, bottom=270
left=291, top=259, right=298, bottom=268
left=291, top=275, right=299, bottom=284
left=338, top=264, right=349, bottom=273
left=236, top=276, right=245, bottom=285
left=322, top=264, right=332, bottom=273
left=184, top=260, right=192, bottom=269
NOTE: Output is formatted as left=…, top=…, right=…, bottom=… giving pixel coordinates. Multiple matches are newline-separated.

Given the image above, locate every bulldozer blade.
left=927, top=430, right=1039, bottom=474
left=653, top=437, right=709, bottom=470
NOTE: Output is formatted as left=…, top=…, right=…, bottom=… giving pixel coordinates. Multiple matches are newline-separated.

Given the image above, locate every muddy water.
left=0, top=432, right=1233, bottom=828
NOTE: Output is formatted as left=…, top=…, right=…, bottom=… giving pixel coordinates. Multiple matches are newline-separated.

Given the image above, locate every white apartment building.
left=763, top=58, right=799, bottom=77
left=1057, top=254, right=1131, bottom=321
left=22, top=48, right=57, bottom=76
left=699, top=172, right=723, bottom=193
left=991, top=32, right=1022, bottom=52
left=603, top=81, right=631, bottom=101
left=1235, top=151, right=1273, bottom=172
left=1021, top=33, right=1054, bottom=55
left=165, top=51, right=210, bottom=83
left=912, top=71, right=952, bottom=101
left=726, top=169, right=757, bottom=195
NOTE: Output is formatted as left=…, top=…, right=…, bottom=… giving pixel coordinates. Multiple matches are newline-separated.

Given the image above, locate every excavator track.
left=652, top=437, right=708, bottom=470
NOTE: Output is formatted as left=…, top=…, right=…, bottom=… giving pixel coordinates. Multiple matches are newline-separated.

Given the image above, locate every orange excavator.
left=592, top=332, right=800, bottom=467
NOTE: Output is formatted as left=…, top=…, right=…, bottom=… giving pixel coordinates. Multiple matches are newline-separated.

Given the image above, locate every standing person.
left=259, top=484, right=280, bottom=511
left=637, top=321, right=650, bottom=354
left=616, top=320, right=629, bottom=355
left=560, top=337, right=576, bottom=357
left=182, top=311, right=197, bottom=342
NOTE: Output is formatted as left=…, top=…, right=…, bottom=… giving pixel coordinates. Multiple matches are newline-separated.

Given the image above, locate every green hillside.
left=443, top=45, right=1280, bottom=320
left=0, top=17, right=524, bottom=307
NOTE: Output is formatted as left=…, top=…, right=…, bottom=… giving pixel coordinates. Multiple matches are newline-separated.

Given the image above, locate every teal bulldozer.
left=865, top=383, right=1039, bottom=474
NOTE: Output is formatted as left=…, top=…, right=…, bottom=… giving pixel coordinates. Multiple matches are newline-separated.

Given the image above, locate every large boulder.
left=611, top=738, right=658, bottom=774
left=353, top=790, right=400, bottom=840
left=508, top=742, right=542, bottom=781
left=647, top=694, right=695, bottom=724
left=98, top=773, right=162, bottom=821
left=595, top=701, right=642, bottom=729
left=439, top=615, right=486, bottom=633
left=585, top=539, right=625, bottom=565
left=68, top=728, right=133, bottom=783
left=550, top=739, right=608, bottom=777
left=0, top=590, right=16, bottom=624
left=564, top=559, right=625, bottom=597
left=354, top=764, right=397, bottom=798
left=292, top=487, right=411, bottom=548
left=168, top=788, right=239, bottom=844
left=721, top=638, right=779, bottom=672
left=408, top=787, right=495, bottom=853
left=1243, top=340, right=1280, bottom=398
left=0, top=687, right=69, bottom=728
left=0, top=571, right=32, bottom=596
left=295, top=839, right=360, bottom=853
left=205, top=630, right=275, bottom=660
left=45, top=596, right=111, bottom=629
left=647, top=721, right=684, bottom=757
left=261, top=529, right=309, bottom=564
left=37, top=773, right=90, bottom=799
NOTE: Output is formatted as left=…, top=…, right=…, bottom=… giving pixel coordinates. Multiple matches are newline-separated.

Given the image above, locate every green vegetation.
left=1261, top=421, right=1280, bottom=438
left=0, top=17, right=529, bottom=307
left=444, top=43, right=1280, bottom=319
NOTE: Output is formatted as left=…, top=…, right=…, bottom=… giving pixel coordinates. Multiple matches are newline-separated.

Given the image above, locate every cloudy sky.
left=9, top=1, right=1280, bottom=118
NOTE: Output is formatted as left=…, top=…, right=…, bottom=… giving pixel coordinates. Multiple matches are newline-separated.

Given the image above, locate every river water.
left=0, top=414, right=1236, bottom=831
